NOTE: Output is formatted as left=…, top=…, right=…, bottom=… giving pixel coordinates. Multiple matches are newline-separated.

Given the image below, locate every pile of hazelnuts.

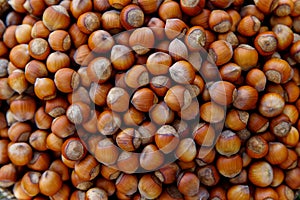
left=1, top=0, right=300, bottom=199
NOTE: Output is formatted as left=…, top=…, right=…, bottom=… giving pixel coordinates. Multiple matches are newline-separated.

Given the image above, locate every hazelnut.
left=131, top=88, right=158, bottom=112
left=120, top=4, right=144, bottom=30
left=169, top=60, right=195, bottom=84
left=48, top=30, right=71, bottom=52
left=101, top=10, right=123, bottom=34
left=42, top=5, right=70, bottom=31
left=28, top=38, right=51, bottom=60
left=158, top=0, right=182, bottom=21
left=77, top=12, right=101, bottom=34
left=209, top=10, right=232, bottom=33
left=88, top=30, right=115, bottom=53
left=34, top=78, right=56, bottom=100
left=129, top=27, right=155, bottom=55
left=87, top=57, right=112, bottom=84
left=70, top=0, right=92, bottom=19
left=68, top=23, right=88, bottom=48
